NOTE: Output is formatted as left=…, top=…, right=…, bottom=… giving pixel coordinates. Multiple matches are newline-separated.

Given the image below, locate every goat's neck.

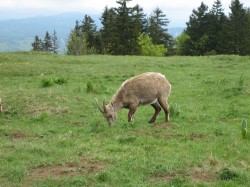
left=110, top=91, right=123, bottom=112
left=110, top=100, right=123, bottom=112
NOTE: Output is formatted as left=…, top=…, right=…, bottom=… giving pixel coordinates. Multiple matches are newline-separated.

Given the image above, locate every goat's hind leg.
left=148, top=102, right=161, bottom=124
left=158, top=97, right=170, bottom=123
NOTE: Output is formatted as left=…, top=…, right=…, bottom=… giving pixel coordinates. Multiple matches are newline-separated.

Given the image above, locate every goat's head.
left=95, top=98, right=117, bottom=126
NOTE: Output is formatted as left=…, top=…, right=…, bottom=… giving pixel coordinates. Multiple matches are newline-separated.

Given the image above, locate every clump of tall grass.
left=86, top=81, right=111, bottom=94
left=241, top=119, right=247, bottom=139
left=41, top=76, right=69, bottom=87
left=54, top=77, right=69, bottom=85
left=224, top=76, right=246, bottom=98
left=219, top=168, right=239, bottom=180
left=170, top=103, right=180, bottom=117
left=41, top=78, right=54, bottom=87
left=86, top=81, right=94, bottom=93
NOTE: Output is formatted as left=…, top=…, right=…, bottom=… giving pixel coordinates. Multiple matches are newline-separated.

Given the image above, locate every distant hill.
left=0, top=13, right=184, bottom=53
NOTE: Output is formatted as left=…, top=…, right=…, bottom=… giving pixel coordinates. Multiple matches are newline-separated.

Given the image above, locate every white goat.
left=95, top=72, right=171, bottom=126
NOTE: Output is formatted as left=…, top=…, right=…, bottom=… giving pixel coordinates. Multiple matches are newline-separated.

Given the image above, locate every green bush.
left=219, top=168, right=239, bottom=180
left=86, top=81, right=94, bottom=93
left=138, top=33, right=167, bottom=56
left=54, top=77, right=69, bottom=85
left=41, top=78, right=55, bottom=87
left=41, top=76, right=68, bottom=87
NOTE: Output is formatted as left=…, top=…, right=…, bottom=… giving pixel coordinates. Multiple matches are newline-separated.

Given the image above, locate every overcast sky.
left=0, top=0, right=250, bottom=27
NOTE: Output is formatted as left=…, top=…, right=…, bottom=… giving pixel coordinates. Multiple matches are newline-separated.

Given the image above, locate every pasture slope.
left=0, top=52, right=249, bottom=186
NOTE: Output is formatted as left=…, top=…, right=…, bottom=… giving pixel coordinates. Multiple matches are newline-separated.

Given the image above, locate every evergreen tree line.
left=32, top=30, right=59, bottom=54
left=67, top=0, right=171, bottom=56
left=31, top=0, right=250, bottom=56
left=176, top=0, right=250, bottom=56
left=67, top=0, right=250, bottom=56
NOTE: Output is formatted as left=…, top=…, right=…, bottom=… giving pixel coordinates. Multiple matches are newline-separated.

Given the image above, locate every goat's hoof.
left=148, top=120, right=155, bottom=124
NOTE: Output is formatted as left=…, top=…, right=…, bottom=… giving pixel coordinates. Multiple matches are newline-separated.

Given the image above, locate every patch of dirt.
left=150, top=171, right=217, bottom=184
left=130, top=130, right=155, bottom=136
left=163, top=132, right=206, bottom=140
left=150, top=173, right=176, bottom=183
left=8, top=131, right=42, bottom=139
left=29, top=158, right=108, bottom=180
left=189, top=133, right=205, bottom=140
left=10, top=131, right=28, bottom=139
left=153, top=122, right=175, bottom=129
left=190, top=172, right=218, bottom=182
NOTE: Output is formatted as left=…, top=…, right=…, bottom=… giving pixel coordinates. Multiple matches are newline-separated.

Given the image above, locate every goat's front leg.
left=128, top=105, right=137, bottom=124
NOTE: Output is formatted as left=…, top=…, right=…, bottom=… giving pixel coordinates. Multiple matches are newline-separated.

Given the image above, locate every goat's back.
left=117, top=72, right=171, bottom=105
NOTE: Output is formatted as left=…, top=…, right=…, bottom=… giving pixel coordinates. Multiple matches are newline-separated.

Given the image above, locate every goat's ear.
left=95, top=98, right=104, bottom=114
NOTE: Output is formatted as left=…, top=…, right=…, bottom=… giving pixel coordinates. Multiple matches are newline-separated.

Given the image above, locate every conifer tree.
left=228, top=0, right=250, bottom=55
left=43, top=31, right=53, bottom=52
left=114, top=0, right=134, bottom=55
left=206, top=0, right=227, bottom=54
left=100, top=6, right=117, bottom=54
left=148, top=7, right=172, bottom=48
left=52, top=30, right=59, bottom=54
left=81, top=15, right=98, bottom=50
left=32, top=35, right=43, bottom=51
left=184, top=2, right=210, bottom=55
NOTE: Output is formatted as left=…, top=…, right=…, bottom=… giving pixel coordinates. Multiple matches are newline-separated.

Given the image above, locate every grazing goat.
left=95, top=72, right=171, bottom=126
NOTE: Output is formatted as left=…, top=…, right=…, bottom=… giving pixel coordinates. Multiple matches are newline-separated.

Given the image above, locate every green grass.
left=0, top=51, right=249, bottom=186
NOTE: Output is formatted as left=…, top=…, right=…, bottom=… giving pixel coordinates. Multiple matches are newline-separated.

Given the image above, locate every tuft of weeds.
left=97, top=172, right=110, bottom=182
left=214, top=128, right=223, bottom=136
left=219, top=168, right=239, bottom=180
left=54, top=77, right=69, bottom=85
left=41, top=76, right=68, bottom=87
left=241, top=119, right=247, bottom=139
left=86, top=81, right=111, bottom=94
left=117, top=135, right=136, bottom=144
left=224, top=76, right=246, bottom=98
left=34, top=112, right=48, bottom=122
left=41, top=78, right=55, bottom=87
left=86, top=81, right=94, bottom=93
left=170, top=103, right=180, bottom=117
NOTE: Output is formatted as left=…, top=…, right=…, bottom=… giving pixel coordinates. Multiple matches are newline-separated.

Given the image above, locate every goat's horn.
left=95, top=98, right=104, bottom=114
left=103, top=98, right=107, bottom=113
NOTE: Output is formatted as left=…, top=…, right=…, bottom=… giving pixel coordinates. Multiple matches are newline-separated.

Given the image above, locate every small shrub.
left=41, top=78, right=54, bottom=87
left=238, top=76, right=245, bottom=89
left=214, top=128, right=223, bottom=136
left=219, top=168, right=239, bottom=180
left=54, top=77, right=69, bottom=85
left=86, top=81, right=94, bottom=93
left=35, top=112, right=48, bottom=122
left=41, top=76, right=68, bottom=87
left=97, top=172, right=110, bottom=182
left=170, top=103, right=180, bottom=117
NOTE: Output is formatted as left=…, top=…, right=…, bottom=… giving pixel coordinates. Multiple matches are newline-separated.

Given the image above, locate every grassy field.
left=0, top=52, right=249, bottom=187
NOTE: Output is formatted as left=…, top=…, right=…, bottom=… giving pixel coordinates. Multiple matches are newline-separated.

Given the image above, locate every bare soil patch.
left=10, top=131, right=28, bottom=139
left=150, top=171, right=217, bottom=184
left=29, top=158, right=108, bottom=180
left=190, top=172, right=218, bottom=182
left=150, top=173, right=176, bottom=183
left=8, top=131, right=42, bottom=139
